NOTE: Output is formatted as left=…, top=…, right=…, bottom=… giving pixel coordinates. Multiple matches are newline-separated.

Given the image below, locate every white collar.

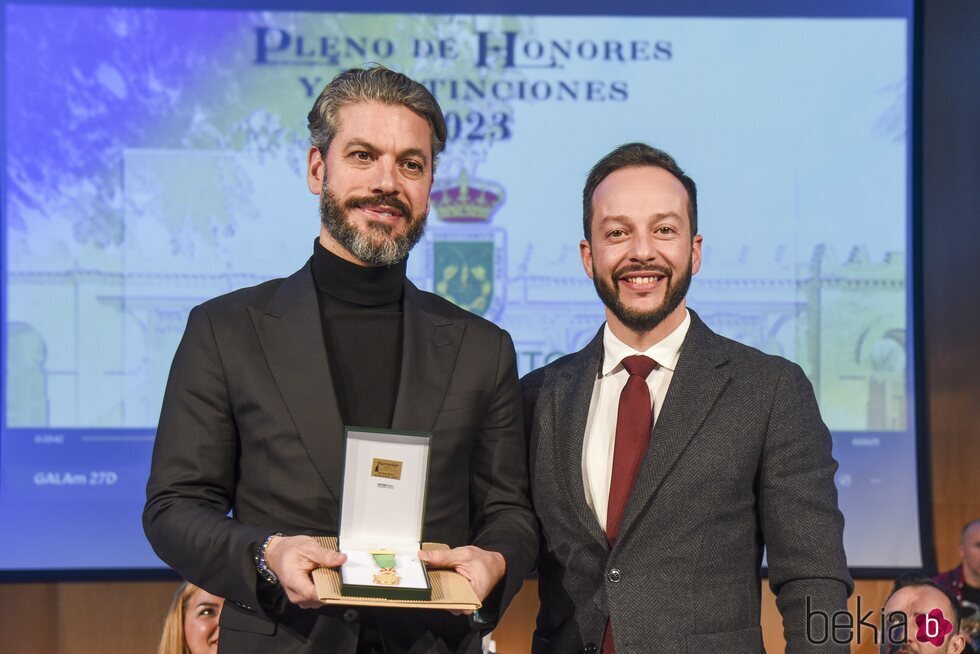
left=601, top=309, right=691, bottom=377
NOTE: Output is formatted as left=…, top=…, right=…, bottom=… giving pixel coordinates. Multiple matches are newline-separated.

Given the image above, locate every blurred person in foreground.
left=935, top=519, right=980, bottom=652
left=881, top=577, right=967, bottom=654
left=158, top=581, right=223, bottom=654
left=522, top=143, right=852, bottom=653
left=143, top=65, right=535, bottom=653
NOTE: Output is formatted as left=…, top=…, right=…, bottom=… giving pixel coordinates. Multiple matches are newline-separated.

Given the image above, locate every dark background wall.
left=1, top=1, right=977, bottom=652
left=919, top=0, right=980, bottom=579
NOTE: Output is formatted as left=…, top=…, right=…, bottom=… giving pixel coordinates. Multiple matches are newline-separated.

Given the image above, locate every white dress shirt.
left=582, top=310, right=691, bottom=532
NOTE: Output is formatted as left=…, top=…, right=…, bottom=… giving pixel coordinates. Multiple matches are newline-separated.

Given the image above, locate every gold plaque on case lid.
left=371, top=458, right=403, bottom=480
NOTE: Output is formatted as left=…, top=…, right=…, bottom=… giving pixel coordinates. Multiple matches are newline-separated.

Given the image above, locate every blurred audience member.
left=935, top=519, right=980, bottom=652
left=158, top=581, right=223, bottom=654
left=881, top=576, right=966, bottom=654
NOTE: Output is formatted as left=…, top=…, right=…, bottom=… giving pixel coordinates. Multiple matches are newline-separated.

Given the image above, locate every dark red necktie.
left=603, top=354, right=658, bottom=653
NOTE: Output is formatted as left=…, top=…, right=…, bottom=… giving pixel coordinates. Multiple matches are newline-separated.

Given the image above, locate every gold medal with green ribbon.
left=370, top=549, right=400, bottom=586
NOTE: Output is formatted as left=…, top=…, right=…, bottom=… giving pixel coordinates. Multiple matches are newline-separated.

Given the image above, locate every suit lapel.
left=390, top=282, right=465, bottom=432
left=248, top=260, right=345, bottom=500
left=553, top=328, right=607, bottom=547
left=618, top=310, right=732, bottom=543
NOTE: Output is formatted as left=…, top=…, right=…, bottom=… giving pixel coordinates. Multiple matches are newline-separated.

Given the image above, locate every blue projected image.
left=1, top=1, right=918, bottom=572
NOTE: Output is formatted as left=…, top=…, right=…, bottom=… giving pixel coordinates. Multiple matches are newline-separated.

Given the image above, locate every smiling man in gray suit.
left=522, top=143, right=852, bottom=653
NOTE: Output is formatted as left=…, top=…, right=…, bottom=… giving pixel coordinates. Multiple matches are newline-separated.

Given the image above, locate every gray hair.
left=307, top=66, right=447, bottom=167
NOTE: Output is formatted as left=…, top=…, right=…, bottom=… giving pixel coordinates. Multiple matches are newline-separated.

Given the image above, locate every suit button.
left=607, top=568, right=622, bottom=583
left=584, top=644, right=598, bottom=654
left=343, top=608, right=358, bottom=622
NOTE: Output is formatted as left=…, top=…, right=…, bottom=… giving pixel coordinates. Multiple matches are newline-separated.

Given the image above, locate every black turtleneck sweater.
left=311, top=240, right=404, bottom=429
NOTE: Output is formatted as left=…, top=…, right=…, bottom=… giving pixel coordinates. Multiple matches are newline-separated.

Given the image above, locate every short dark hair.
left=890, top=575, right=962, bottom=632
left=307, top=65, right=447, bottom=168
left=582, top=142, right=697, bottom=242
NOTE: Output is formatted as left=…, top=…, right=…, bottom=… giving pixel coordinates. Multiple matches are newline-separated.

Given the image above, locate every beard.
left=592, top=256, right=693, bottom=333
left=320, top=189, right=427, bottom=266
left=878, top=644, right=914, bottom=654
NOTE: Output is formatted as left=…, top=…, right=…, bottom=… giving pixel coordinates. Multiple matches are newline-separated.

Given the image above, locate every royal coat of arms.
left=428, top=170, right=506, bottom=319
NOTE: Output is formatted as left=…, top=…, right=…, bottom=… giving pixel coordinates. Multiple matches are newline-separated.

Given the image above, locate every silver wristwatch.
left=254, top=531, right=284, bottom=585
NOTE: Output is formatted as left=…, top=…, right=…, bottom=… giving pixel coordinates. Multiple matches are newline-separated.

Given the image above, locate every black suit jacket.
left=522, top=310, right=852, bottom=654
left=144, top=260, right=537, bottom=653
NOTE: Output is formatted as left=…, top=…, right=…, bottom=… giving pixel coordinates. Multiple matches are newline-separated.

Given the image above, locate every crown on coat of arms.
left=431, top=170, right=504, bottom=223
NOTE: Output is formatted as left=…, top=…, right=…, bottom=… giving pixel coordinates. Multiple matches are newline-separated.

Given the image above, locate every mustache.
left=345, top=194, right=413, bottom=219
left=613, top=263, right=672, bottom=281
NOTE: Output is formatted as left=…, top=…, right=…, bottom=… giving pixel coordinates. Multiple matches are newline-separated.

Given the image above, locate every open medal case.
left=337, top=427, right=432, bottom=601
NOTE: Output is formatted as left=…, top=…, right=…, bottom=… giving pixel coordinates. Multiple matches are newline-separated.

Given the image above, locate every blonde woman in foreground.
left=158, top=581, right=223, bottom=654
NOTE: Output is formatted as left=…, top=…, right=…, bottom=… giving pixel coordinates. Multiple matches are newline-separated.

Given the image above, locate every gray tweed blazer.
left=522, top=309, right=852, bottom=654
